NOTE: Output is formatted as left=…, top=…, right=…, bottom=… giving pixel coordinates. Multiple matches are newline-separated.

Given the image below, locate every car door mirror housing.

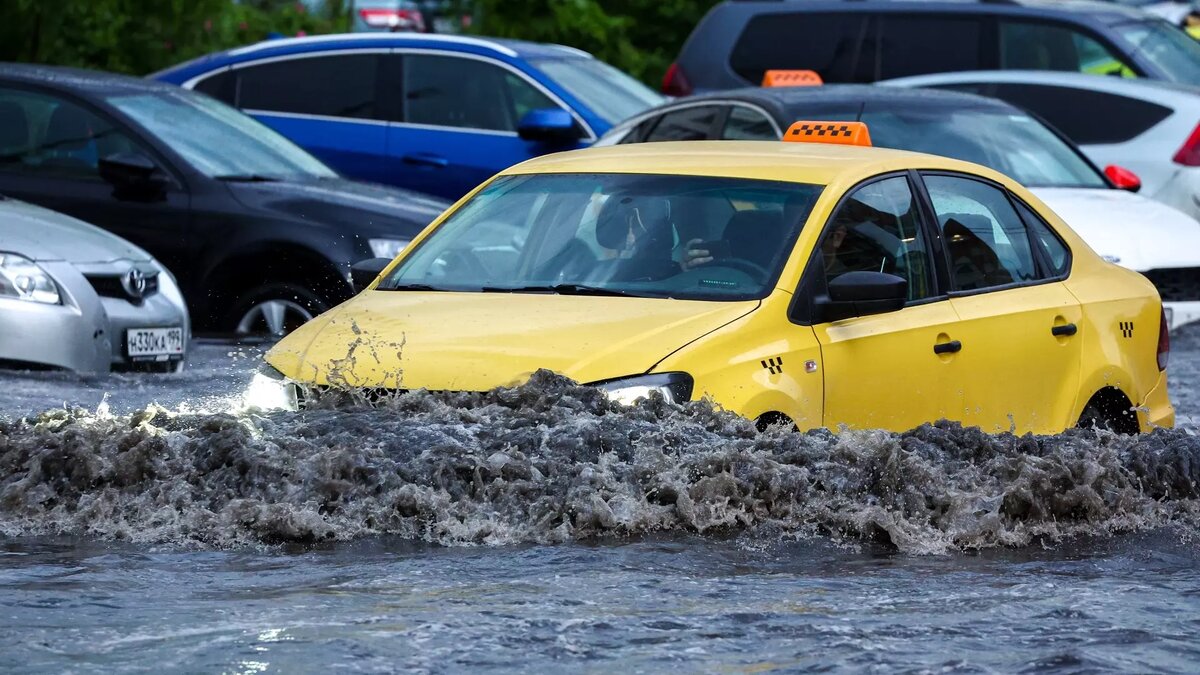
left=98, top=152, right=170, bottom=200
left=517, top=108, right=579, bottom=143
left=817, top=271, right=908, bottom=322
left=351, top=257, right=392, bottom=293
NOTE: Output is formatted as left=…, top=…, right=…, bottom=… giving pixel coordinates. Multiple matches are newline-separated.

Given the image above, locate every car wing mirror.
left=351, top=257, right=392, bottom=293
left=817, top=271, right=908, bottom=322
left=1104, top=164, right=1141, bottom=193
left=99, top=151, right=170, bottom=201
left=517, top=108, right=580, bottom=144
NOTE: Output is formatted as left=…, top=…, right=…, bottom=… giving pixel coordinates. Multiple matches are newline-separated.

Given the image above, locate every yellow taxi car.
left=255, top=122, right=1173, bottom=435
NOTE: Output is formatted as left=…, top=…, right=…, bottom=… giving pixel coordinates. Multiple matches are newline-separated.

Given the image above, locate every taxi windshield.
left=382, top=173, right=822, bottom=301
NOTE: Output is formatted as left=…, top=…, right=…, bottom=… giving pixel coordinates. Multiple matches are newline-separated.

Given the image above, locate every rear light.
left=661, top=62, right=692, bottom=97
left=1158, top=306, right=1170, bottom=371
left=1172, top=122, right=1200, bottom=166
left=358, top=8, right=426, bottom=31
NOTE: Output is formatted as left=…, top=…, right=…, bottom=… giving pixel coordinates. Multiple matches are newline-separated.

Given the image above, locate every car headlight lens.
left=0, top=252, right=59, bottom=304
left=241, top=363, right=298, bottom=411
left=368, top=238, right=411, bottom=259
left=594, top=372, right=694, bottom=405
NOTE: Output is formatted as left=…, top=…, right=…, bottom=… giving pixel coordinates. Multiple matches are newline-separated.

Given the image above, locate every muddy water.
left=2, top=336, right=1200, bottom=671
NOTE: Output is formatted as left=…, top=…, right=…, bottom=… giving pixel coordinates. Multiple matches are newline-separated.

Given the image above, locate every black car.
left=663, top=0, right=1200, bottom=95
left=0, top=63, right=449, bottom=336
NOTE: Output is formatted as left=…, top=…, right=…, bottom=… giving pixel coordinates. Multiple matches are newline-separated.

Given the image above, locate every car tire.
left=226, top=282, right=330, bottom=338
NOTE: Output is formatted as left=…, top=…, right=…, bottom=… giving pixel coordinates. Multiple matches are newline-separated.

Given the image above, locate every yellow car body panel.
left=267, top=141, right=1173, bottom=434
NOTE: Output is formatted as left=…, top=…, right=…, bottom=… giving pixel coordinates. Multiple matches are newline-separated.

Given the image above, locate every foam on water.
left=1, top=371, right=1198, bottom=553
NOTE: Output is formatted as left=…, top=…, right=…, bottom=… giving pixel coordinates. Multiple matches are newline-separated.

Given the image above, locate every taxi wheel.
left=227, top=283, right=329, bottom=339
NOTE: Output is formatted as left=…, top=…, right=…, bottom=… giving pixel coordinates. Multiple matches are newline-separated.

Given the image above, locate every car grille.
left=295, top=384, right=404, bottom=409
left=85, top=272, right=159, bottom=304
left=1141, top=268, right=1200, bottom=302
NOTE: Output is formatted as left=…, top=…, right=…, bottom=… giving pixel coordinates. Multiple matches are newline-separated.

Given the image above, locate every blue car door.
left=232, top=51, right=393, bottom=185
left=382, top=52, right=587, bottom=200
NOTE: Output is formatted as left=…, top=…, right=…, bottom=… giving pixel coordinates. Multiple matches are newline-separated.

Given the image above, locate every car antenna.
left=855, top=101, right=866, bottom=123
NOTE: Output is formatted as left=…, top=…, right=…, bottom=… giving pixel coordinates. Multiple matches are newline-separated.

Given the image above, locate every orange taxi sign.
left=782, top=121, right=872, bottom=147
left=761, top=69, right=823, bottom=87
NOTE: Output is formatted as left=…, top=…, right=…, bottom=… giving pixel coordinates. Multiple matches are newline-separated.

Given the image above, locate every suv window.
left=991, top=83, right=1171, bottom=145
left=644, top=105, right=721, bottom=142
left=237, top=54, right=381, bottom=120
left=721, top=106, right=778, bottom=140
left=999, top=20, right=1135, bottom=76
left=730, top=13, right=872, bottom=84
left=403, top=54, right=557, bottom=131
left=0, top=88, right=140, bottom=180
left=876, top=15, right=986, bottom=80
left=923, top=174, right=1039, bottom=291
left=193, top=70, right=236, bottom=104
left=820, top=176, right=936, bottom=301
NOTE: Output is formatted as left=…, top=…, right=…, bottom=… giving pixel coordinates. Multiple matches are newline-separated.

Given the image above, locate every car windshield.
left=807, top=105, right=1106, bottom=188
left=382, top=173, right=822, bottom=301
left=530, top=57, right=665, bottom=126
left=106, top=90, right=337, bottom=180
left=1115, top=20, right=1200, bottom=84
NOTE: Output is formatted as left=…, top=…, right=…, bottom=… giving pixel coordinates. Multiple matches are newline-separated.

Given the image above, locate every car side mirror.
left=99, top=152, right=170, bottom=201
left=351, top=257, right=392, bottom=293
left=817, top=271, right=908, bottom=322
left=517, top=108, right=580, bottom=144
left=1104, top=164, right=1141, bottom=193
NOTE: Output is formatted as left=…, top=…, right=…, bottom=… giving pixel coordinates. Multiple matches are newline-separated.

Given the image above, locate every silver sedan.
left=0, top=197, right=189, bottom=373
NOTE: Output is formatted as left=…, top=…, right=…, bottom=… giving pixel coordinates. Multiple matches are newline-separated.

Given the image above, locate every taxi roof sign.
left=761, top=69, right=823, bottom=87
left=783, top=121, right=872, bottom=147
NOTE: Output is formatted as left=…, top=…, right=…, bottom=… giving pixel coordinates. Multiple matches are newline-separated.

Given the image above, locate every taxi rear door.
left=917, top=172, right=1083, bottom=434
left=801, top=172, right=966, bottom=431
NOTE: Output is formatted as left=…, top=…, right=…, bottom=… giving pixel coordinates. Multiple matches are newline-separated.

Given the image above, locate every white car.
left=882, top=71, right=1200, bottom=223
left=596, top=84, right=1200, bottom=329
left=0, top=197, right=190, bottom=373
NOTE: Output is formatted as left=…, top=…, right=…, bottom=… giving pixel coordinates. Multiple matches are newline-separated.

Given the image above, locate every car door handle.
left=402, top=153, right=449, bottom=168
left=1052, top=323, right=1078, bottom=337
left=933, top=340, right=962, bottom=355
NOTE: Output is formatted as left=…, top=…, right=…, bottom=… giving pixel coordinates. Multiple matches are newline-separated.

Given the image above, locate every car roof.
left=883, top=69, right=1200, bottom=100
left=502, top=140, right=1006, bottom=188
left=688, top=83, right=1018, bottom=114
left=0, top=62, right=184, bottom=95
left=709, top=0, right=1149, bottom=24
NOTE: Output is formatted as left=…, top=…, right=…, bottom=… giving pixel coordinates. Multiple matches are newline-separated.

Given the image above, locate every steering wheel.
left=710, top=257, right=768, bottom=280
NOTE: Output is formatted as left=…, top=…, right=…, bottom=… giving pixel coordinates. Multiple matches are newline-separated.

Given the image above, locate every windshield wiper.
left=480, top=284, right=641, bottom=297
left=215, top=174, right=281, bottom=183
left=380, top=283, right=450, bottom=292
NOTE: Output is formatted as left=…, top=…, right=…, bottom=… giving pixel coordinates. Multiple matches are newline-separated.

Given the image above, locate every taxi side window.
left=1015, top=199, right=1070, bottom=277
left=721, top=106, right=778, bottom=140
left=924, top=175, right=1038, bottom=291
left=644, top=105, right=721, bottom=141
left=0, top=87, right=140, bottom=180
left=819, top=176, right=935, bottom=301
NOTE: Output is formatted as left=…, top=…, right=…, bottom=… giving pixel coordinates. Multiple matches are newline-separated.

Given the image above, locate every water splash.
left=1, top=371, right=1198, bottom=553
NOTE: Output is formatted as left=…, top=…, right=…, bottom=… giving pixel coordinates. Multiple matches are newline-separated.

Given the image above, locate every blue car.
left=153, top=34, right=664, bottom=199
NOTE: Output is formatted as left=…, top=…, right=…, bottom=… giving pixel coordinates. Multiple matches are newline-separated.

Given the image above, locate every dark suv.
left=664, top=0, right=1200, bottom=95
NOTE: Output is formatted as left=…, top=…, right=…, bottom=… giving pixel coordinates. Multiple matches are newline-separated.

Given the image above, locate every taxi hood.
left=266, top=291, right=759, bottom=390
left=1031, top=187, right=1200, bottom=271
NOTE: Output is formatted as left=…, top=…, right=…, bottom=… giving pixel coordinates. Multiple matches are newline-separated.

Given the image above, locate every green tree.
left=467, top=0, right=719, bottom=85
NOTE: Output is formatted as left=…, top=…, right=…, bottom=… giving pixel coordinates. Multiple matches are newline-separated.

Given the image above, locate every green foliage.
left=0, top=0, right=351, bottom=76
left=468, top=0, right=720, bottom=86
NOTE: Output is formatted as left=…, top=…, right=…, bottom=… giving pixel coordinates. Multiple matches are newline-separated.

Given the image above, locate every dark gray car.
left=663, top=0, right=1200, bottom=95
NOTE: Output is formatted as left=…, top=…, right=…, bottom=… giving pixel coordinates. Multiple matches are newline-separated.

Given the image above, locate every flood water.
left=2, top=335, right=1200, bottom=672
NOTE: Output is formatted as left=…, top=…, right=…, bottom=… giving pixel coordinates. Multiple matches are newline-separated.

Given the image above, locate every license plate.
left=126, top=327, right=184, bottom=359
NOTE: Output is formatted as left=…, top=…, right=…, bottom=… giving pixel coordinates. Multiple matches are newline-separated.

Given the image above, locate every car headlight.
left=368, top=238, right=411, bottom=259
left=594, top=372, right=694, bottom=405
left=241, top=363, right=298, bottom=411
left=0, top=252, right=59, bottom=304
